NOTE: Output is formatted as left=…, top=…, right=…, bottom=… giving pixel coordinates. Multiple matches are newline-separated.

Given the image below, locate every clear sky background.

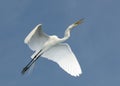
left=0, top=0, right=120, bottom=86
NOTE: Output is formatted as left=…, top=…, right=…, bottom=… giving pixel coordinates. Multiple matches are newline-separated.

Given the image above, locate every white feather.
left=24, top=24, right=49, bottom=51
left=42, top=43, right=82, bottom=77
left=22, top=19, right=84, bottom=76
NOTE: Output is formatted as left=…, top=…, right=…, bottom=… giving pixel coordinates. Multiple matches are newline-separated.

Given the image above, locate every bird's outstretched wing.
left=24, top=24, right=49, bottom=58
left=24, top=24, right=49, bottom=51
left=42, top=43, right=82, bottom=77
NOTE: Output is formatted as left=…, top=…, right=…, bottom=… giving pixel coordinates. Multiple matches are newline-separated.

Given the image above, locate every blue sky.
left=0, top=0, right=120, bottom=86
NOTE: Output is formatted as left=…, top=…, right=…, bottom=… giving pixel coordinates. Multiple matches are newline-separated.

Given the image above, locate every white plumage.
left=22, top=19, right=84, bottom=77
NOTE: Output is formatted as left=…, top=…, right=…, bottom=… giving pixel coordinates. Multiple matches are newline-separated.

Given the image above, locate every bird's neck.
left=65, top=29, right=71, bottom=38
left=61, top=28, right=71, bottom=42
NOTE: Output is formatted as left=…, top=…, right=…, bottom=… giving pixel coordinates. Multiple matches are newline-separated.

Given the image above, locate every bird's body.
left=22, top=19, right=84, bottom=77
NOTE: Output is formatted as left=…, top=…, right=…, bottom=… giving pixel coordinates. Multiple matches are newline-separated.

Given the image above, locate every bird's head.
left=68, top=18, right=84, bottom=30
left=74, top=18, right=84, bottom=26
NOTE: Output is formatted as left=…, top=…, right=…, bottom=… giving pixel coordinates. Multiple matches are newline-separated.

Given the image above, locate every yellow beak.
left=74, top=18, right=84, bottom=26
left=67, top=18, right=84, bottom=30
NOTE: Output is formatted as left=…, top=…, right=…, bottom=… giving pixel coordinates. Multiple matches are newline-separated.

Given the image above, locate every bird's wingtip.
left=72, top=72, right=82, bottom=77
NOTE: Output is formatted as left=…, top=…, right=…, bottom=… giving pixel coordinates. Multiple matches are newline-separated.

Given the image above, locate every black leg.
left=21, top=49, right=43, bottom=74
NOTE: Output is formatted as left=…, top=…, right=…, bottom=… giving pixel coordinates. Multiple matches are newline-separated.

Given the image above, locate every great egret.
left=22, top=19, right=84, bottom=77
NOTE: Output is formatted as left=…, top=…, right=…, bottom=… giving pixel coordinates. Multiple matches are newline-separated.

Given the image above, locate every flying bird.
left=21, top=19, right=84, bottom=77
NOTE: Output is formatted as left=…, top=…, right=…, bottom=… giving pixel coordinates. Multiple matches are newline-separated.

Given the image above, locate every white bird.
left=21, top=19, right=84, bottom=77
